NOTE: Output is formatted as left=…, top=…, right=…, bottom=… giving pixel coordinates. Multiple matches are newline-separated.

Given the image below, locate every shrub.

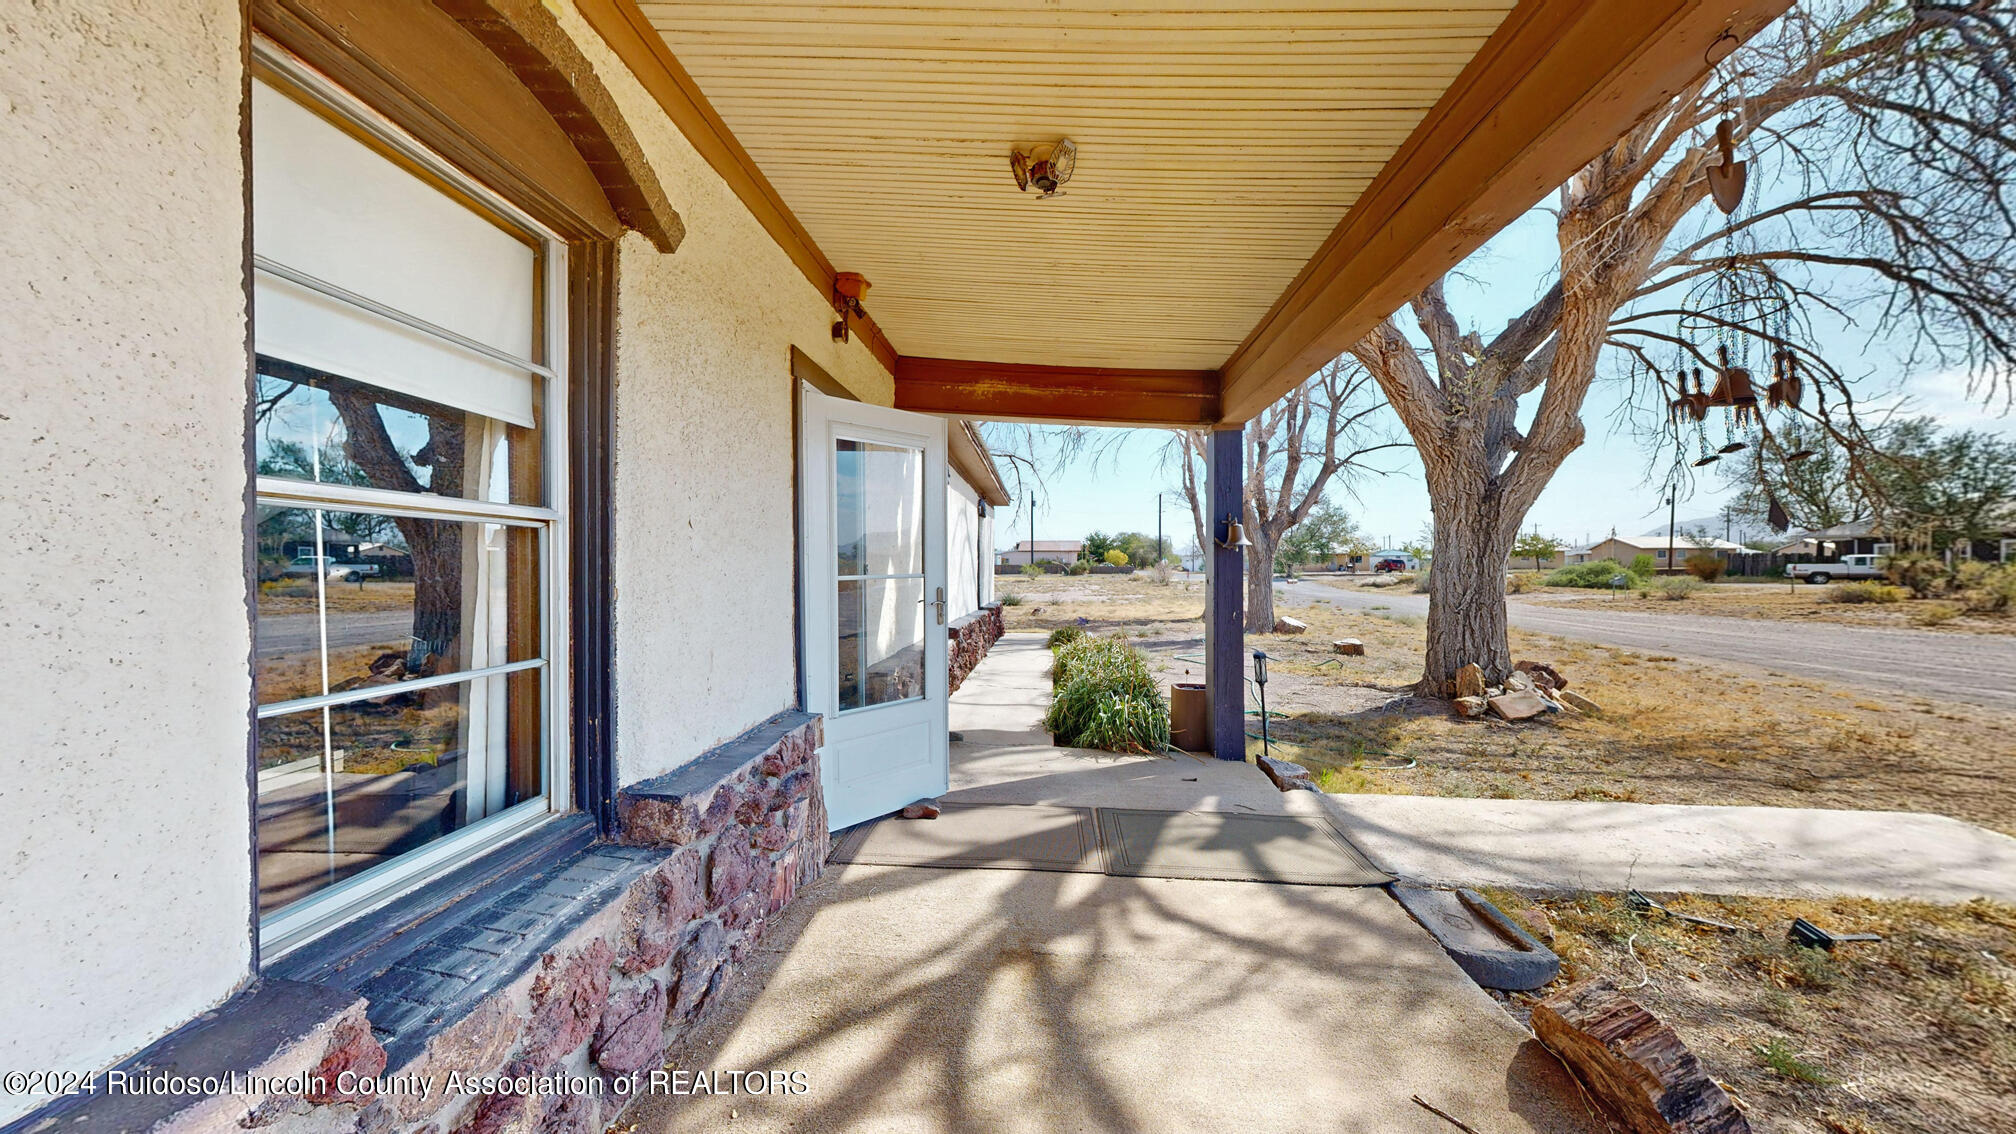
left=1547, top=559, right=1630, bottom=589
left=1886, top=551, right=1945, bottom=598
left=1825, top=581, right=1906, bottom=604
left=1066, top=560, right=1091, bottom=576
left=1020, top=564, right=1045, bottom=580
left=1630, top=554, right=1657, bottom=577
left=1411, top=568, right=1431, bottom=593
left=1044, top=636, right=1169, bottom=753
left=1913, top=602, right=1959, bottom=625
left=1046, top=625, right=1086, bottom=650
left=1103, top=549, right=1129, bottom=567
left=997, top=591, right=1025, bottom=606
left=1682, top=552, right=1726, bottom=582
left=1147, top=561, right=1175, bottom=585
left=1956, top=562, right=2016, bottom=614
left=1506, top=572, right=1536, bottom=594
left=1650, top=576, right=1701, bottom=601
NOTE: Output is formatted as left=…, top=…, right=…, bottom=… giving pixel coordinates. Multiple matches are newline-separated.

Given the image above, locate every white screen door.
left=800, top=388, right=949, bottom=831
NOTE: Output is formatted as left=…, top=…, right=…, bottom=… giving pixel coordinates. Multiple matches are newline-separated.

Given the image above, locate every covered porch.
left=630, top=633, right=1600, bottom=1133
left=583, top=0, right=1790, bottom=761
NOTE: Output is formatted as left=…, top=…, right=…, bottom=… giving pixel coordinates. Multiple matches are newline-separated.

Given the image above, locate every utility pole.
left=1666, top=494, right=1677, bottom=576
left=1028, top=496, right=1037, bottom=567
left=1155, top=492, right=1164, bottom=568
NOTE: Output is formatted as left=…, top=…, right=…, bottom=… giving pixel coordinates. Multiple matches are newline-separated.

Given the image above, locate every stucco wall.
left=545, top=2, right=894, bottom=786
left=947, top=474, right=984, bottom=619
left=0, top=1, right=253, bottom=1121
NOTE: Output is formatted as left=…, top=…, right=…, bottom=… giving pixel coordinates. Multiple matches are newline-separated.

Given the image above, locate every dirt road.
left=1283, top=577, right=2016, bottom=711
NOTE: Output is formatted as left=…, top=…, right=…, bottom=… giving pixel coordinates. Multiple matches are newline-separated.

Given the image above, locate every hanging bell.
left=1684, top=368, right=1712, bottom=422
left=1709, top=346, right=1761, bottom=428
left=1765, top=349, right=1803, bottom=411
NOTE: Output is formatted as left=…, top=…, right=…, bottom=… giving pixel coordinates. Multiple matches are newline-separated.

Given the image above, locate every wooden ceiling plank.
left=574, top=0, right=900, bottom=374
left=1216, top=0, right=1792, bottom=422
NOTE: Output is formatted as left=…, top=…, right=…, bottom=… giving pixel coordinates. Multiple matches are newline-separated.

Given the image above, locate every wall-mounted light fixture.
left=1217, top=514, right=1252, bottom=550
left=831, top=272, right=871, bottom=343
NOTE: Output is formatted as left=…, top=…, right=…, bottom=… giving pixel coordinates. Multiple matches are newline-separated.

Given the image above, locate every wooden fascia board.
left=947, top=421, right=1013, bottom=507
left=894, top=357, right=1220, bottom=428
left=575, top=0, right=898, bottom=375
left=1215, top=0, right=1792, bottom=423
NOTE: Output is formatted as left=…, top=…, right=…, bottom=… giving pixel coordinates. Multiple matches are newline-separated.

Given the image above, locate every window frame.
left=250, top=39, right=573, bottom=959
left=829, top=426, right=932, bottom=717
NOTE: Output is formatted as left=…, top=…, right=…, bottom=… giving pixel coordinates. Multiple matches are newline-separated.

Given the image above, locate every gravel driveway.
left=1281, top=577, right=2016, bottom=711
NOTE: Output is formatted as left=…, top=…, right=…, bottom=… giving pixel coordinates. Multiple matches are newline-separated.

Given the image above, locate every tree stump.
left=1531, top=980, right=1749, bottom=1134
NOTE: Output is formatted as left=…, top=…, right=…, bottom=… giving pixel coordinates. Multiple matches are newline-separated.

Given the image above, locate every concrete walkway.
left=630, top=634, right=1603, bottom=1133
left=1314, top=794, right=2016, bottom=904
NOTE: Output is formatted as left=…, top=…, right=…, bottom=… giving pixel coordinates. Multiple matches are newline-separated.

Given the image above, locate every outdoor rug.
left=828, top=803, right=1107, bottom=873
left=830, top=803, right=1390, bottom=886
left=1096, top=808, right=1391, bottom=886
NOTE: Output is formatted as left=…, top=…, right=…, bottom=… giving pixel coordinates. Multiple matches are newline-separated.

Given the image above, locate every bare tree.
left=1175, top=359, right=1400, bottom=631
left=1349, top=0, right=2016, bottom=695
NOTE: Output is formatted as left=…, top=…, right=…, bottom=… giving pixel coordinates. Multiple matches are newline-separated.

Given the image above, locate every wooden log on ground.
left=1530, top=979, right=1749, bottom=1134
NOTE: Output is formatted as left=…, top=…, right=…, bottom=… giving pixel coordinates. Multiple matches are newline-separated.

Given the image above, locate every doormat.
left=1095, top=808, right=1392, bottom=886
left=828, top=803, right=1106, bottom=873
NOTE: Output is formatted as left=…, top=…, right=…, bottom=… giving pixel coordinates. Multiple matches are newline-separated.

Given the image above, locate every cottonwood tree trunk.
left=1245, top=522, right=1278, bottom=632
left=1175, top=360, right=1397, bottom=635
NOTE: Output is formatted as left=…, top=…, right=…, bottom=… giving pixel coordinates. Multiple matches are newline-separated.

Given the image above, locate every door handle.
left=932, top=586, right=947, bottom=625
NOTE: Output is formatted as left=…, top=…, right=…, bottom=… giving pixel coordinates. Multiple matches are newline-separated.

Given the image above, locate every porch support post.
left=1204, top=426, right=1245, bottom=760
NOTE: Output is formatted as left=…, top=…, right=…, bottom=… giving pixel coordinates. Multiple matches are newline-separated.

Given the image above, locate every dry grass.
left=997, top=574, right=2016, bottom=835
left=258, top=579, right=416, bottom=615
left=1479, top=888, right=2016, bottom=1133
left=1521, top=582, right=2013, bottom=635
left=258, top=640, right=408, bottom=704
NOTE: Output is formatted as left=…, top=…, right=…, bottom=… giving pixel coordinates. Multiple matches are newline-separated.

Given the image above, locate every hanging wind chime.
left=1649, top=117, right=1822, bottom=533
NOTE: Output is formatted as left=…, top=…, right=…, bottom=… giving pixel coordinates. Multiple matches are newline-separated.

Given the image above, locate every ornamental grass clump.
left=1045, top=635, right=1170, bottom=753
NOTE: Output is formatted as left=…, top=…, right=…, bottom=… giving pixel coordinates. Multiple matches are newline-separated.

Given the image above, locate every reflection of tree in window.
left=256, top=356, right=468, bottom=674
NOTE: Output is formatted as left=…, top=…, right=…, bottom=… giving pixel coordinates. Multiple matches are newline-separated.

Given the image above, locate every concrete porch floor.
left=629, top=635, right=1603, bottom=1133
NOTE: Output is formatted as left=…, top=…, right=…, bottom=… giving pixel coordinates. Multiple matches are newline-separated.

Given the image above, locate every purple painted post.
left=1204, top=426, right=1245, bottom=760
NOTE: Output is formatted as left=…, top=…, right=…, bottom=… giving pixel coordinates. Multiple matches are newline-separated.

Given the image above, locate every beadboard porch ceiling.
left=640, top=0, right=1516, bottom=372
left=581, top=0, right=1794, bottom=425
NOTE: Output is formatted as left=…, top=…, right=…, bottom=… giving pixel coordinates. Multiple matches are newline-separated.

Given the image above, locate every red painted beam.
left=893, top=356, right=1219, bottom=428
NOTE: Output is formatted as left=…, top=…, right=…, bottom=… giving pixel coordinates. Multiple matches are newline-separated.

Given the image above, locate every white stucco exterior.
left=0, top=2, right=929, bottom=1120
left=946, top=472, right=992, bottom=619
left=544, top=1, right=893, bottom=787
left=0, top=1, right=255, bottom=1118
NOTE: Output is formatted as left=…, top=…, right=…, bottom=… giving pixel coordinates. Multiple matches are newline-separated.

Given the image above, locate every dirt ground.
left=1509, top=576, right=2013, bottom=635
left=998, top=573, right=2016, bottom=837
left=1480, top=889, right=2016, bottom=1134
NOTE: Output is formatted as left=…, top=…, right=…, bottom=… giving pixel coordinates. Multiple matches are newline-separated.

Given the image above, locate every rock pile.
left=1449, top=660, right=1600, bottom=722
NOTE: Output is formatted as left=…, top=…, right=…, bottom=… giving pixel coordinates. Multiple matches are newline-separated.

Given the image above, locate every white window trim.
left=253, top=39, right=573, bottom=960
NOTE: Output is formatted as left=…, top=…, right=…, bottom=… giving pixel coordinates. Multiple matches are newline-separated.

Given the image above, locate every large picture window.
left=250, top=55, right=568, bottom=954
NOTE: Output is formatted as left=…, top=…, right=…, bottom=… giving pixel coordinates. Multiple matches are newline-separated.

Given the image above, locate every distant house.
left=1775, top=518, right=2016, bottom=563
left=1565, top=532, right=1749, bottom=569
left=998, top=539, right=1084, bottom=567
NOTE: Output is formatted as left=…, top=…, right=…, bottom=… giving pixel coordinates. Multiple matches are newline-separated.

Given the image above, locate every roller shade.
left=251, top=79, right=539, bottom=428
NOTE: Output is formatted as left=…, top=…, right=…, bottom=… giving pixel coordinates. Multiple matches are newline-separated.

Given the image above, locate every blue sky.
left=993, top=206, right=2013, bottom=556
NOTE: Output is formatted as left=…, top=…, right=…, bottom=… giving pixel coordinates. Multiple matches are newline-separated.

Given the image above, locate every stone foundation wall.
left=23, top=715, right=829, bottom=1134
left=947, top=602, right=1005, bottom=694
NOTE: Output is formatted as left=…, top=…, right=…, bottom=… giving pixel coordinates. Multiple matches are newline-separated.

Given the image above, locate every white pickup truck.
left=1787, top=553, right=1886, bottom=585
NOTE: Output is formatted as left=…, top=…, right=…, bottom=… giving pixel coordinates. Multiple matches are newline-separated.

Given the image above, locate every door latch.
left=933, top=586, right=947, bottom=625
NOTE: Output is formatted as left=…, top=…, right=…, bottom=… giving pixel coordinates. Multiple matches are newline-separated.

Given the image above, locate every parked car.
left=1787, top=553, right=1886, bottom=585
left=279, top=553, right=382, bottom=582
left=1372, top=557, right=1411, bottom=573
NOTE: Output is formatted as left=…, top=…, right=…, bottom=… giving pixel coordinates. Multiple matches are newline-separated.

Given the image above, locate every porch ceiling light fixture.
left=1009, top=139, right=1077, bottom=199
left=831, top=272, right=870, bottom=343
